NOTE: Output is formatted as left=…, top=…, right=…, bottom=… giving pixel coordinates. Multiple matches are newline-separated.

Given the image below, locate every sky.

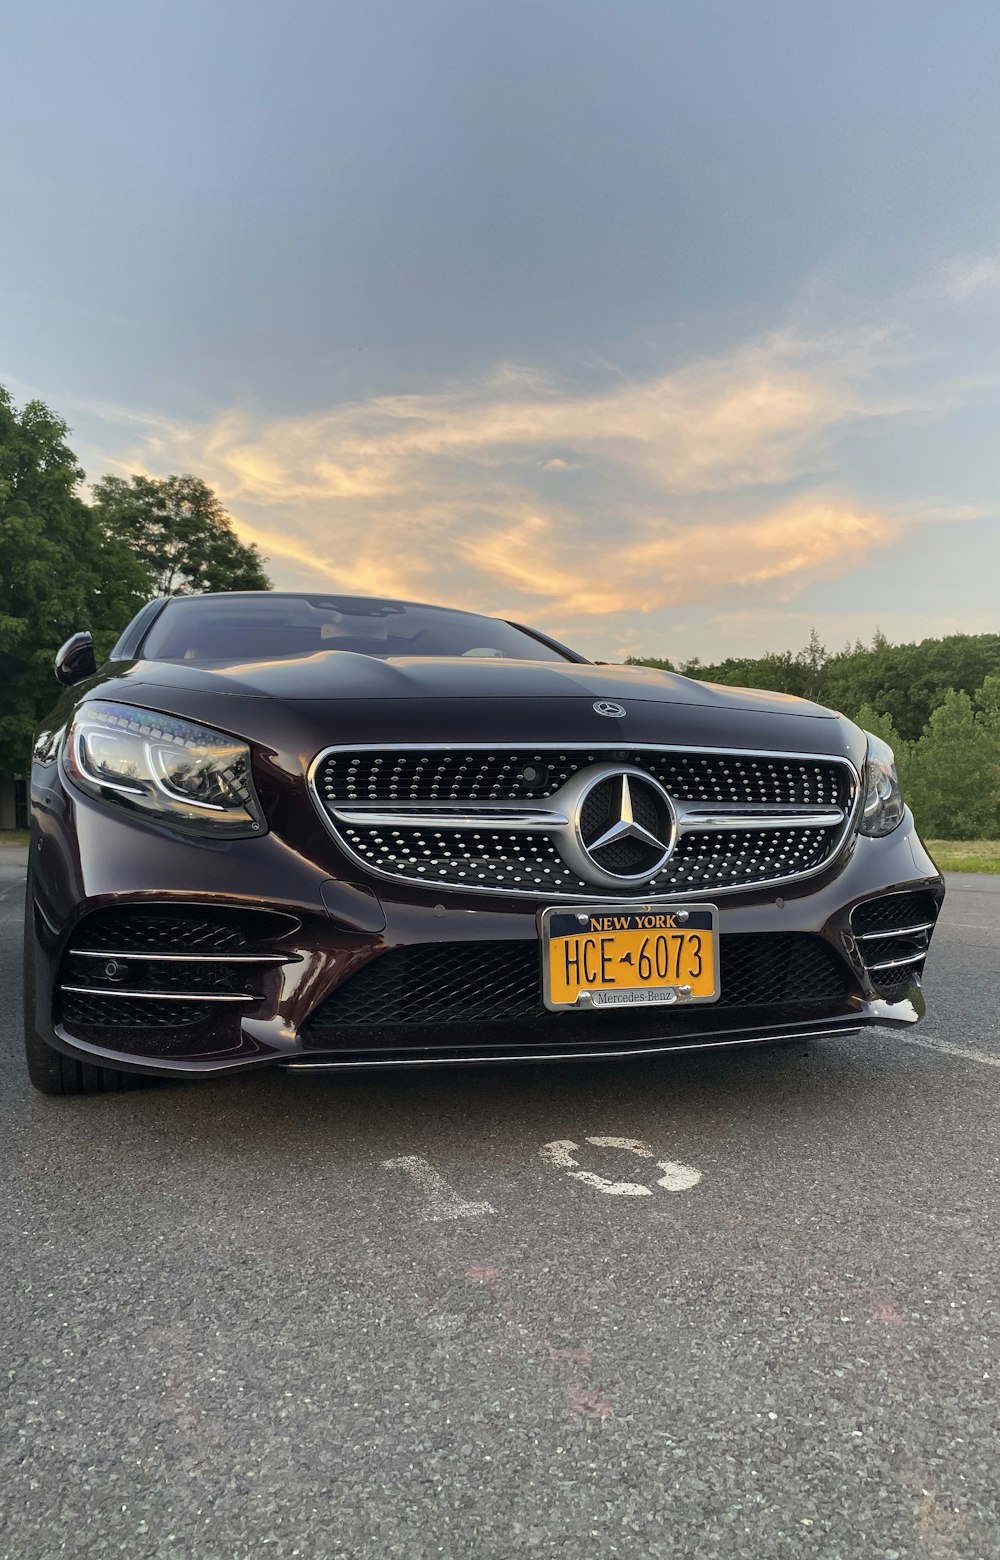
left=3, top=0, right=1000, bottom=664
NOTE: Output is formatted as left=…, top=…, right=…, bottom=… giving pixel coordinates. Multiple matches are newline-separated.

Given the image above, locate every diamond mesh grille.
left=316, top=748, right=850, bottom=807
left=315, top=746, right=853, bottom=898
left=336, top=820, right=836, bottom=897
left=303, top=934, right=851, bottom=1030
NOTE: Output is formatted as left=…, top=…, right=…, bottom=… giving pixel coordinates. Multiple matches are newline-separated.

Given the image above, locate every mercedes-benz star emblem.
left=593, top=700, right=627, bottom=718
left=554, top=764, right=677, bottom=888
left=586, top=774, right=666, bottom=856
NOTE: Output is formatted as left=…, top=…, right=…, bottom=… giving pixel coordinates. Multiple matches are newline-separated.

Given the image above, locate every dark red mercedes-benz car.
left=24, top=591, right=943, bottom=1094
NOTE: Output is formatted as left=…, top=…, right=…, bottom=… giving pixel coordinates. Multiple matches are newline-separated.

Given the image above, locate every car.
left=23, top=590, right=944, bottom=1094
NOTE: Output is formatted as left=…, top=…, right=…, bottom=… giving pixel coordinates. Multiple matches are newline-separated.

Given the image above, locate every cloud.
left=95, top=324, right=927, bottom=626
left=942, top=255, right=1000, bottom=302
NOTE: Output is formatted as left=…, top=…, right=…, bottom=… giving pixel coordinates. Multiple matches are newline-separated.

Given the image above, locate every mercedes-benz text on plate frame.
left=22, top=588, right=944, bottom=1095
left=540, top=904, right=720, bottom=1010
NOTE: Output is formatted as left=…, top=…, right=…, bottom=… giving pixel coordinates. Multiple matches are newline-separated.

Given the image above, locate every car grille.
left=851, top=890, right=940, bottom=998
left=302, top=934, right=852, bottom=1032
left=311, top=744, right=857, bottom=899
left=56, top=906, right=299, bottom=1050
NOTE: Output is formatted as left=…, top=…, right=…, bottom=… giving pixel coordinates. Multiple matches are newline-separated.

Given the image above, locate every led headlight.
left=64, top=701, right=266, bottom=838
left=859, top=732, right=904, bottom=838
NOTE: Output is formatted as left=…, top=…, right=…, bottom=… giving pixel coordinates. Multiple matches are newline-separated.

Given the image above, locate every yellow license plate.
left=540, top=904, right=720, bottom=1011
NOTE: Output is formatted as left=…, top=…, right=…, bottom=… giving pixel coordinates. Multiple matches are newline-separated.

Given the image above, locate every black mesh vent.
left=869, top=967, right=915, bottom=998
left=303, top=934, right=851, bottom=1031
left=855, top=935, right=928, bottom=968
left=60, top=992, right=212, bottom=1028
left=851, top=892, right=938, bottom=936
left=75, top=911, right=249, bottom=953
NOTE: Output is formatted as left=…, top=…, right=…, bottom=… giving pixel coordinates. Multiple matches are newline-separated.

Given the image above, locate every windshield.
left=139, top=594, right=577, bottom=664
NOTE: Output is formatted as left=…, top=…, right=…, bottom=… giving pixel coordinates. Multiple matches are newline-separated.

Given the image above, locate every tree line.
left=628, top=633, right=1000, bottom=838
left=0, top=385, right=270, bottom=771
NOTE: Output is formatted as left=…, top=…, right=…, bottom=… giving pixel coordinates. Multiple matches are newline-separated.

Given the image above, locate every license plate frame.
left=538, top=902, right=721, bottom=1012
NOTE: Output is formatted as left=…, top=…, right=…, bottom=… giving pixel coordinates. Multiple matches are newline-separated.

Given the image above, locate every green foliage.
left=905, top=691, right=1000, bottom=839
left=0, top=383, right=274, bottom=772
left=624, top=655, right=675, bottom=671
left=0, top=388, right=151, bottom=770
left=659, top=628, right=1000, bottom=741
left=631, top=628, right=1000, bottom=838
left=91, top=474, right=271, bottom=596
left=975, top=672, right=1000, bottom=732
left=822, top=634, right=1000, bottom=741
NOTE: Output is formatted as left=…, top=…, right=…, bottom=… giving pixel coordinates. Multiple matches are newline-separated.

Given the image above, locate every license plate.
left=539, top=904, right=720, bottom=1011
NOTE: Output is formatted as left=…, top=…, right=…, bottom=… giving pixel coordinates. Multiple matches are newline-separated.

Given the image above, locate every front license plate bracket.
left=539, top=902, right=720, bottom=1012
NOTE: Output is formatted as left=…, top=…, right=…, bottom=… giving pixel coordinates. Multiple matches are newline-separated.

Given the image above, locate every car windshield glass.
left=139, top=594, right=575, bottom=664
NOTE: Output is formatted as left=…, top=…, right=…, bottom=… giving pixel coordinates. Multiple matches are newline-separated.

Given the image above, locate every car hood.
left=78, top=652, right=861, bottom=767
left=98, top=652, right=835, bottom=717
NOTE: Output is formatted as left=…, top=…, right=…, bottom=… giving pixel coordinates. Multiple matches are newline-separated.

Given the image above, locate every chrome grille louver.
left=310, top=744, right=859, bottom=900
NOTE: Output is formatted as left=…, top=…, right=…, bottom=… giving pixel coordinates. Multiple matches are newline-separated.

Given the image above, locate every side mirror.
left=54, top=631, right=97, bottom=687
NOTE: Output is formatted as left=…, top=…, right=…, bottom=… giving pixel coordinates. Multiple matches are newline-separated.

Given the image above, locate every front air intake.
left=851, top=890, right=940, bottom=997
left=56, top=906, right=299, bottom=1055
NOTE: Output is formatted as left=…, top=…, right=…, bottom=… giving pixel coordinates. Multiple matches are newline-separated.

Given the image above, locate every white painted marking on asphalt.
left=586, top=1136, right=653, bottom=1157
left=382, top=1155, right=495, bottom=1220
left=540, top=1138, right=649, bottom=1195
left=539, top=1137, right=702, bottom=1197
left=899, top=1035, right=1000, bottom=1069
left=655, top=1160, right=703, bottom=1192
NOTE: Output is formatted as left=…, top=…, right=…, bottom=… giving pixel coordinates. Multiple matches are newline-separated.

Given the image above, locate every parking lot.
left=2, top=848, right=999, bottom=1559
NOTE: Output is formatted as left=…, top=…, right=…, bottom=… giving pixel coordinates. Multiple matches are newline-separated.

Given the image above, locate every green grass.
left=926, top=839, right=1000, bottom=874
left=0, top=830, right=29, bottom=846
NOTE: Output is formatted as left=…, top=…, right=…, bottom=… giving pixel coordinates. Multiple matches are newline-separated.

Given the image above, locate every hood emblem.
left=593, top=700, right=627, bottom=718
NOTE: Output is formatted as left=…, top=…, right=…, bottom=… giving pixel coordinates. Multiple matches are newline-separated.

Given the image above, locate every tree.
left=625, top=655, right=676, bottom=671
left=904, top=689, right=1000, bottom=839
left=823, top=633, right=1000, bottom=741
left=0, top=389, right=152, bottom=770
left=91, top=474, right=271, bottom=596
left=975, top=672, right=1000, bottom=734
left=795, top=628, right=828, bottom=700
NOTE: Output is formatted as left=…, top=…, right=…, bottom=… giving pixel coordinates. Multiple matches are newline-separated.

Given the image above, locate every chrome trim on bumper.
left=281, top=1026, right=863, bottom=1070
left=59, top=985, right=257, bottom=1003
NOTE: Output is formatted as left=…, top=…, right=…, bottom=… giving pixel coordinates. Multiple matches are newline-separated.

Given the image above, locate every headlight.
left=64, top=701, right=266, bottom=838
left=859, top=732, right=904, bottom=837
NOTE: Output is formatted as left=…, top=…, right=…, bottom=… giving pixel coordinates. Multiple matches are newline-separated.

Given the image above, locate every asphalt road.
left=2, top=849, right=1000, bottom=1560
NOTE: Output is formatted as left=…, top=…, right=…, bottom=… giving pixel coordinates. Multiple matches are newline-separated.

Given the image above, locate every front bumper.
left=26, top=788, right=944, bottom=1079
